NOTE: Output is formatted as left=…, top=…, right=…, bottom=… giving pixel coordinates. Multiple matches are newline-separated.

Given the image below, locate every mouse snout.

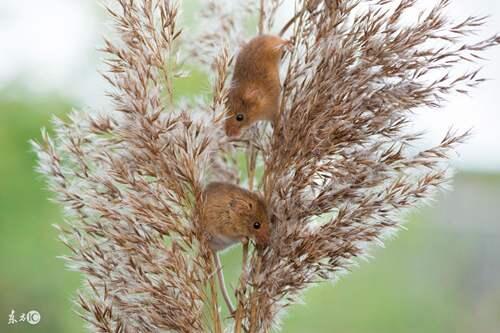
left=255, top=231, right=270, bottom=249
left=224, top=122, right=241, bottom=137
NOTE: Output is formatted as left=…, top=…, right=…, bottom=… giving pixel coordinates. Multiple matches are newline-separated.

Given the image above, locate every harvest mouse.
left=200, top=182, right=271, bottom=316
left=201, top=182, right=271, bottom=251
left=225, top=35, right=289, bottom=137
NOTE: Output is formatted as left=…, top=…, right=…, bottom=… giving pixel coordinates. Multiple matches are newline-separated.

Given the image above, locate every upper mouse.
left=225, top=35, right=289, bottom=137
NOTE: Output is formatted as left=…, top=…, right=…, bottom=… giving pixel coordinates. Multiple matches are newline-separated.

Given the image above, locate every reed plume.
left=34, top=0, right=500, bottom=332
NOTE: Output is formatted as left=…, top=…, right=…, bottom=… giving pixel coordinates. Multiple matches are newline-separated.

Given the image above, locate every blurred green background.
left=1, top=0, right=500, bottom=332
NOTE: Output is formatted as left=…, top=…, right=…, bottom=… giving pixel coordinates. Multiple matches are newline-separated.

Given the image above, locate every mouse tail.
left=214, top=252, right=236, bottom=315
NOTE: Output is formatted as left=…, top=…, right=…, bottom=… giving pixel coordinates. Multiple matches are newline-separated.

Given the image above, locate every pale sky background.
left=0, top=0, right=498, bottom=171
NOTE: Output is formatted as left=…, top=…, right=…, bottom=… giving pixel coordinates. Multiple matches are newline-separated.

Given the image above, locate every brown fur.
left=225, top=35, right=288, bottom=137
left=201, top=182, right=270, bottom=251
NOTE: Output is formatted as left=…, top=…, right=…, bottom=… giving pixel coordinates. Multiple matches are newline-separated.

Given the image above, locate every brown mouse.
left=201, top=182, right=271, bottom=251
left=225, top=35, right=289, bottom=137
left=200, top=182, right=271, bottom=316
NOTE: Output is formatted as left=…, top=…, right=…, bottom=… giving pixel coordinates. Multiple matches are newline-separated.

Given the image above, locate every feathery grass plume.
left=33, top=0, right=499, bottom=332
left=35, top=0, right=224, bottom=331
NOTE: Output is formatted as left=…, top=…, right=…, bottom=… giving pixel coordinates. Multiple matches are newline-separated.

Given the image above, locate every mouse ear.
left=229, top=198, right=245, bottom=211
left=242, top=88, right=261, bottom=105
left=230, top=197, right=254, bottom=214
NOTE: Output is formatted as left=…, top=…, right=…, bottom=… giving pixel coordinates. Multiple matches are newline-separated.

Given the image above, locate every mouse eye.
left=253, top=222, right=261, bottom=230
left=236, top=114, right=244, bottom=122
